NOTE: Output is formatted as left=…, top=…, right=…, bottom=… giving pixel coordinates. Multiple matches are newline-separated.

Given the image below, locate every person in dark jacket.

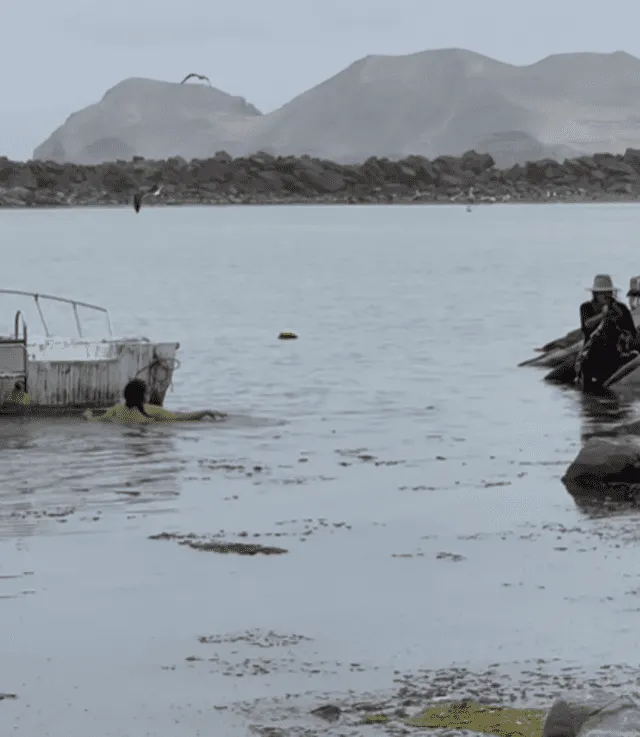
left=576, top=274, right=639, bottom=390
left=580, top=274, right=636, bottom=341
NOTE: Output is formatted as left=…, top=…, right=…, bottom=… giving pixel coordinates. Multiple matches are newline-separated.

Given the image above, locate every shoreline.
left=230, top=658, right=640, bottom=736
left=1, top=195, right=640, bottom=210
left=3, top=149, right=640, bottom=209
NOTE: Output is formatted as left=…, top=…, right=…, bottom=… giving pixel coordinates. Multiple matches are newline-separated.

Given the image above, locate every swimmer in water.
left=8, top=379, right=30, bottom=405
left=83, top=379, right=226, bottom=424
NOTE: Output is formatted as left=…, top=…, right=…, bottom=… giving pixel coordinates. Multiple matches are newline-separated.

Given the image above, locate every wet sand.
left=2, top=412, right=640, bottom=735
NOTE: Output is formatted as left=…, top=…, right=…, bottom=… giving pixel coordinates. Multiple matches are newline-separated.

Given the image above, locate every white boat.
left=0, top=290, right=180, bottom=414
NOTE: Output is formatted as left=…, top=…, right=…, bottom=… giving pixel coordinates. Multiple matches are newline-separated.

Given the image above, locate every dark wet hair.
left=123, top=379, right=150, bottom=416
left=148, top=388, right=163, bottom=406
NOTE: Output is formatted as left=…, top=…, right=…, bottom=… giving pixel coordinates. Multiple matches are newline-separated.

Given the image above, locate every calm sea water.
left=2, top=203, right=640, bottom=735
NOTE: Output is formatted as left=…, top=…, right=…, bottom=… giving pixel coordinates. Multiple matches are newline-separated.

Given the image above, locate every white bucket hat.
left=587, top=274, right=619, bottom=293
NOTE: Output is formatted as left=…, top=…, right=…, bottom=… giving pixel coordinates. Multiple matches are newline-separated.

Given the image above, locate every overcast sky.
left=4, top=0, right=640, bottom=161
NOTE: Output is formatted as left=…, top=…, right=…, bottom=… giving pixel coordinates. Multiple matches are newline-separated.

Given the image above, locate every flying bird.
left=180, top=73, right=212, bottom=86
left=133, top=184, right=164, bottom=213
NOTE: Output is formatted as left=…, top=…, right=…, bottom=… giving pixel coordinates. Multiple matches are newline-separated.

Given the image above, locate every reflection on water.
left=574, top=389, right=635, bottom=441
left=0, top=412, right=286, bottom=542
left=571, top=491, right=640, bottom=519
left=0, top=419, right=188, bottom=540
left=5, top=205, right=640, bottom=735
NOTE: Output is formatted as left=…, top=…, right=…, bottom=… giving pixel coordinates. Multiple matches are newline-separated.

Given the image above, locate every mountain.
left=32, top=50, right=640, bottom=166
left=33, top=78, right=262, bottom=164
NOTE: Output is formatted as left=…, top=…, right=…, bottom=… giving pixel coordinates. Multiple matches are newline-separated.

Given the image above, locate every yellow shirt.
left=8, top=389, right=31, bottom=405
left=84, top=404, right=212, bottom=424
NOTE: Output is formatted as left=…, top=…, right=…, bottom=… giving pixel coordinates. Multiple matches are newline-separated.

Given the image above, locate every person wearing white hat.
left=579, top=274, right=635, bottom=342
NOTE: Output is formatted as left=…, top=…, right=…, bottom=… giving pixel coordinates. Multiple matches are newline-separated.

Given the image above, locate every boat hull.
left=0, top=338, right=179, bottom=414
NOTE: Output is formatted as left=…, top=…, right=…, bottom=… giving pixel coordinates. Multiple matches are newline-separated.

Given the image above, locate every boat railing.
left=14, top=310, right=27, bottom=344
left=0, top=289, right=113, bottom=338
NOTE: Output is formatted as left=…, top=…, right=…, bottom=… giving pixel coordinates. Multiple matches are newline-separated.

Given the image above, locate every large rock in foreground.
left=543, top=693, right=640, bottom=737
left=562, top=436, right=640, bottom=493
left=5, top=148, right=640, bottom=207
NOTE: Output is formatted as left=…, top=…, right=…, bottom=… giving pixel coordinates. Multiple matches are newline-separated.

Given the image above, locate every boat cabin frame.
left=0, top=288, right=113, bottom=340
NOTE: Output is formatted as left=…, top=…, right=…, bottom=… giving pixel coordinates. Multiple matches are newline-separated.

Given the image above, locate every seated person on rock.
left=83, top=379, right=226, bottom=424
left=580, top=274, right=636, bottom=342
left=576, top=274, right=639, bottom=389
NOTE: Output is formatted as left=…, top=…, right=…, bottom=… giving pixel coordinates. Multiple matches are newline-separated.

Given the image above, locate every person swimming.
left=8, top=379, right=30, bottom=405
left=83, top=378, right=226, bottom=424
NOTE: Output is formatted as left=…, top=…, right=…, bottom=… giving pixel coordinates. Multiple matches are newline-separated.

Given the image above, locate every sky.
left=5, top=0, right=640, bottom=161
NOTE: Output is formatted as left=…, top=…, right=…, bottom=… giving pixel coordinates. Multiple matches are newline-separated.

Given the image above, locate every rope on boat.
left=135, top=356, right=182, bottom=395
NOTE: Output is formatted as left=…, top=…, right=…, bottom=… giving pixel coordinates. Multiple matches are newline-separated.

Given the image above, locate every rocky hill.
left=34, top=78, right=262, bottom=165
left=32, top=50, right=640, bottom=168
left=3, top=149, right=640, bottom=207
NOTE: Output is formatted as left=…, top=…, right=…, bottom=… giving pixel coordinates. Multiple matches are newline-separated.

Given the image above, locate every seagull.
left=180, top=73, right=212, bottom=86
left=133, top=184, right=164, bottom=213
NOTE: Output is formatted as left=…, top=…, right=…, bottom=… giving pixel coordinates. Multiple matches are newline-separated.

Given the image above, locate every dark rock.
left=311, top=704, right=341, bottom=723
left=623, top=148, right=640, bottom=170
left=461, top=150, right=495, bottom=173
left=542, top=693, right=623, bottom=737
left=562, top=436, right=640, bottom=492
left=254, top=170, right=284, bottom=191
left=191, top=159, right=229, bottom=183
left=401, top=155, right=438, bottom=183
left=438, top=173, right=463, bottom=188
left=213, top=150, right=233, bottom=164
left=593, top=154, right=638, bottom=178
left=7, top=165, right=37, bottom=190
left=99, top=164, right=138, bottom=193
left=503, top=164, right=525, bottom=182
left=2, top=149, right=640, bottom=207
left=296, top=168, right=345, bottom=193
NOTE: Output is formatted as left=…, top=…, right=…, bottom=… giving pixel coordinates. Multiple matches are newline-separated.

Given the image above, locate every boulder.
left=191, top=159, right=229, bottom=183
left=623, top=148, right=640, bottom=170
left=3, top=147, right=640, bottom=206
left=543, top=693, right=640, bottom=737
left=460, top=149, right=495, bottom=173
left=593, top=154, right=638, bottom=178
left=503, top=164, right=525, bottom=182
left=295, top=168, right=345, bottom=193
left=438, top=173, right=463, bottom=188
left=99, top=164, right=138, bottom=193
left=401, top=155, right=438, bottom=183
left=254, top=170, right=284, bottom=191
left=7, top=166, right=37, bottom=190
left=562, top=435, right=640, bottom=492
left=213, top=151, right=233, bottom=164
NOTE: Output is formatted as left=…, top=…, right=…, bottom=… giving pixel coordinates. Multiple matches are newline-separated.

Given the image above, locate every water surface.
left=2, top=203, right=640, bottom=735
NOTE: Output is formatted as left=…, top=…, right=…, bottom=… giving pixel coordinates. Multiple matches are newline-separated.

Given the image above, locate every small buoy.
left=278, top=331, right=298, bottom=340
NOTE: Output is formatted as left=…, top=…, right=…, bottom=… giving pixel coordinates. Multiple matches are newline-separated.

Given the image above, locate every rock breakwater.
left=3, top=149, right=640, bottom=207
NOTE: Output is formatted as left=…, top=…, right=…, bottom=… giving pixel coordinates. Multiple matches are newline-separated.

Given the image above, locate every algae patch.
left=406, top=701, right=545, bottom=736
left=363, top=714, right=389, bottom=724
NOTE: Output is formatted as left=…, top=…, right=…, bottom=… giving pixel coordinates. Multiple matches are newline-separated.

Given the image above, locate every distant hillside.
left=33, top=78, right=262, bottom=164
left=32, top=50, right=640, bottom=166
